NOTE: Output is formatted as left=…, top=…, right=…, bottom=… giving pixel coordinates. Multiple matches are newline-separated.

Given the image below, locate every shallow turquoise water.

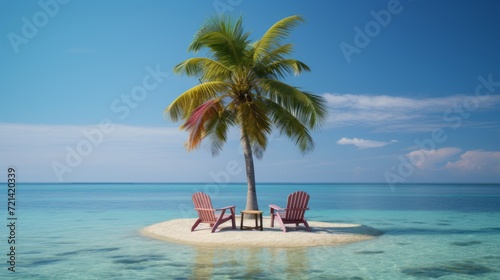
left=1, top=183, right=500, bottom=279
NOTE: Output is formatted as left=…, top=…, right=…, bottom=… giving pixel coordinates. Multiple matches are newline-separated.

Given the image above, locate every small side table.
left=240, top=210, right=263, bottom=231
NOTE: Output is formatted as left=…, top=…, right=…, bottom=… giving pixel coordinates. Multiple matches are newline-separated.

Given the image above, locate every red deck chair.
left=191, top=192, right=236, bottom=233
left=270, top=191, right=311, bottom=232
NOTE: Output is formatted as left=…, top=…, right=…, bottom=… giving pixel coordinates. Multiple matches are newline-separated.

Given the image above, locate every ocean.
left=1, top=183, right=500, bottom=279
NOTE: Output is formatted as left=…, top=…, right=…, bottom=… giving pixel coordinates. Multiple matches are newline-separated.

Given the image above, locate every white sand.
left=140, top=217, right=382, bottom=248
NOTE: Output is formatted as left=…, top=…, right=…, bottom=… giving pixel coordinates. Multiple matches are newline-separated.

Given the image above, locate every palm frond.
left=188, top=16, right=226, bottom=52
left=205, top=110, right=236, bottom=156
left=257, top=59, right=311, bottom=79
left=299, top=92, right=328, bottom=130
left=258, top=79, right=327, bottom=129
left=236, top=100, right=272, bottom=150
left=253, top=15, right=304, bottom=60
left=188, top=16, right=250, bottom=67
left=264, top=99, right=314, bottom=153
left=253, top=43, right=293, bottom=65
left=173, top=57, right=232, bottom=81
left=164, top=81, right=229, bottom=122
left=182, top=100, right=223, bottom=151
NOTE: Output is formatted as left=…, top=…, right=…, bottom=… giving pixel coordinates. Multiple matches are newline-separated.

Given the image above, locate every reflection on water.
left=243, top=248, right=265, bottom=278
left=192, top=248, right=214, bottom=280
left=285, top=248, right=308, bottom=279
left=191, top=247, right=309, bottom=279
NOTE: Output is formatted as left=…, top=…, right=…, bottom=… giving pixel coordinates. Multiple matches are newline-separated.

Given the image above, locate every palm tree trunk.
left=241, top=129, right=259, bottom=211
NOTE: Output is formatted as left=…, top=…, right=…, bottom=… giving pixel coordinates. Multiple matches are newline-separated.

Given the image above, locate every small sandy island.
left=141, top=218, right=383, bottom=248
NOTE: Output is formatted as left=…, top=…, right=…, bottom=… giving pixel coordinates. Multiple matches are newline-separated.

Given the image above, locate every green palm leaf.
left=189, top=16, right=250, bottom=67
left=165, top=81, right=229, bottom=121
left=174, top=57, right=232, bottom=81
left=253, top=15, right=304, bottom=60
left=257, top=58, right=311, bottom=79
left=259, top=79, right=327, bottom=129
left=236, top=99, right=272, bottom=149
left=264, top=99, right=314, bottom=153
left=205, top=109, right=235, bottom=156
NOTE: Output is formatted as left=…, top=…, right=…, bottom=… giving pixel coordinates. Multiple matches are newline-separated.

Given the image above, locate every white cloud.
left=324, top=94, right=468, bottom=110
left=407, top=147, right=462, bottom=170
left=404, top=147, right=500, bottom=175
left=323, top=93, right=500, bottom=131
left=0, top=123, right=193, bottom=182
left=0, top=123, right=185, bottom=148
left=337, top=137, right=397, bottom=149
left=445, top=150, right=500, bottom=172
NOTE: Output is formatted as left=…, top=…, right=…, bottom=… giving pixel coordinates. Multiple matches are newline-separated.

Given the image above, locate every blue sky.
left=1, top=0, right=500, bottom=184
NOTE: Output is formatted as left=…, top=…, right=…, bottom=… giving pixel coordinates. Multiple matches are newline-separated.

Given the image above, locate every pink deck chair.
left=270, top=191, right=311, bottom=232
left=191, top=192, right=236, bottom=233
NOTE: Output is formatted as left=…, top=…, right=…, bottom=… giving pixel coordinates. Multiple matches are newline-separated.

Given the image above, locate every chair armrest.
left=269, top=204, right=284, bottom=211
left=215, top=205, right=236, bottom=211
left=194, top=208, right=214, bottom=211
left=284, top=208, right=309, bottom=211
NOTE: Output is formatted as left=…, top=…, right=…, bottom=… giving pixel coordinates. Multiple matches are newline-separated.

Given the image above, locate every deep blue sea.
left=1, top=183, right=500, bottom=279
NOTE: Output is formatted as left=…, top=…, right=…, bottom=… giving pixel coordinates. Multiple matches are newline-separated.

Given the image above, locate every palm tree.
left=165, top=15, right=327, bottom=211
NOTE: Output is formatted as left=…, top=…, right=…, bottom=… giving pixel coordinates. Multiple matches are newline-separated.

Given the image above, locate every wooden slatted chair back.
left=285, top=191, right=310, bottom=221
left=192, top=192, right=216, bottom=222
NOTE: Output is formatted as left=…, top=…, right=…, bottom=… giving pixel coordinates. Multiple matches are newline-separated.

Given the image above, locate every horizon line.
left=4, top=181, right=499, bottom=185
